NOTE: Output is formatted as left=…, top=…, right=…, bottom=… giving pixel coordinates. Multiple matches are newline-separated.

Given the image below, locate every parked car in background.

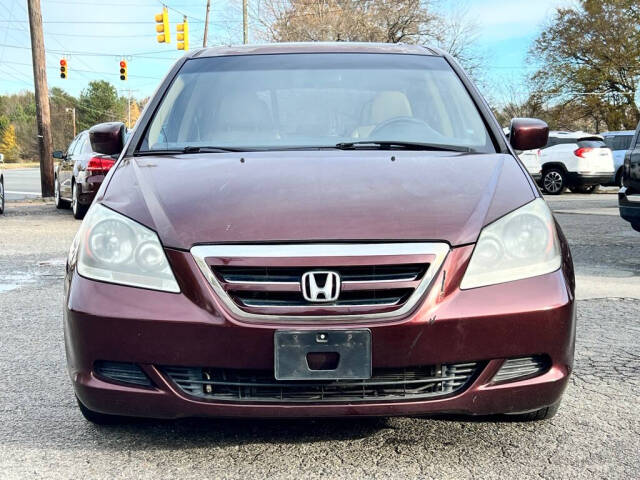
left=619, top=122, right=640, bottom=232
left=0, top=153, right=4, bottom=214
left=602, top=130, right=634, bottom=187
left=539, top=131, right=614, bottom=195
left=64, top=43, right=575, bottom=425
left=53, top=122, right=124, bottom=219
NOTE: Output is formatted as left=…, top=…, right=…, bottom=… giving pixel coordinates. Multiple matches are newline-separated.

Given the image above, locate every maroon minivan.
left=64, top=43, right=575, bottom=424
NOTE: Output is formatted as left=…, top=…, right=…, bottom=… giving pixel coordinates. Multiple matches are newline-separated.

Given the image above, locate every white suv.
left=538, top=131, right=614, bottom=195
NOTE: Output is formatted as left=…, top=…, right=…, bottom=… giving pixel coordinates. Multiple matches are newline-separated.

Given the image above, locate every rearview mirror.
left=89, top=121, right=126, bottom=156
left=509, top=118, right=549, bottom=151
left=52, top=150, right=64, bottom=159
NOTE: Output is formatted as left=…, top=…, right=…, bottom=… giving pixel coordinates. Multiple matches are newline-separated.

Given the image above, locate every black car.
left=619, top=121, right=640, bottom=232
left=53, top=123, right=123, bottom=219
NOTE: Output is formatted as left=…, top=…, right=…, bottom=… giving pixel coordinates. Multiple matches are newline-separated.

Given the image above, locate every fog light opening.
left=492, top=355, right=550, bottom=384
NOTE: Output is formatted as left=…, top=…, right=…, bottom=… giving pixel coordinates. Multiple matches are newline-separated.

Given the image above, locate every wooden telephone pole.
left=27, top=0, right=54, bottom=198
left=243, top=0, right=248, bottom=44
left=203, top=0, right=211, bottom=47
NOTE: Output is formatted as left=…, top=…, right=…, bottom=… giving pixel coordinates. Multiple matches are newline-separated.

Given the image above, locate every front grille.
left=191, top=243, right=450, bottom=322
left=162, top=363, right=479, bottom=403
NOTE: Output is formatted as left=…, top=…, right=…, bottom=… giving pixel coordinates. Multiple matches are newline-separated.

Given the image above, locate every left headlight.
left=460, top=198, right=561, bottom=289
left=69, top=204, right=180, bottom=293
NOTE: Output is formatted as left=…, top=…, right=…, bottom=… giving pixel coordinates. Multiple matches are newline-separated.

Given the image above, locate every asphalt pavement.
left=0, top=194, right=638, bottom=479
left=2, top=168, right=42, bottom=201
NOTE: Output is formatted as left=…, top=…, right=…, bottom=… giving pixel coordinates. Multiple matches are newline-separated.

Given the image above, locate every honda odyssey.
left=64, top=43, right=575, bottom=424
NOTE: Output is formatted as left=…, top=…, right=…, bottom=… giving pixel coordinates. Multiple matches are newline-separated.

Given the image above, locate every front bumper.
left=64, top=247, right=576, bottom=419
left=618, top=187, right=640, bottom=227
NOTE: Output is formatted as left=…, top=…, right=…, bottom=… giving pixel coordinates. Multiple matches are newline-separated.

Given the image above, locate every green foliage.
left=77, top=80, right=126, bottom=131
left=0, top=81, right=134, bottom=161
left=530, top=0, right=640, bottom=132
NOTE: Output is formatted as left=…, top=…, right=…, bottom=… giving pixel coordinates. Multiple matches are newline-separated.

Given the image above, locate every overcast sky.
left=0, top=0, right=571, bottom=103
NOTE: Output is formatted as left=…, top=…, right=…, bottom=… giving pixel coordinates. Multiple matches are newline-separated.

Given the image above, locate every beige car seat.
left=352, top=91, right=413, bottom=139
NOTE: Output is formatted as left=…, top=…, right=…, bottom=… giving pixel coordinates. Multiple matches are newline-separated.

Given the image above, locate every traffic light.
left=177, top=17, right=189, bottom=51
left=60, top=58, right=68, bottom=79
left=155, top=6, right=170, bottom=43
left=119, top=60, right=127, bottom=81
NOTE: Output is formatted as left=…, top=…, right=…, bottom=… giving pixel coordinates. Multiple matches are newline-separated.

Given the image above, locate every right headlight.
left=460, top=198, right=561, bottom=289
left=70, top=203, right=180, bottom=293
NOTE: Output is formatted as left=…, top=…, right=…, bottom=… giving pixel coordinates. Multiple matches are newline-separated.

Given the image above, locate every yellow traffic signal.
left=177, top=17, right=189, bottom=51
left=119, top=60, right=127, bottom=81
left=60, top=58, right=68, bottom=79
left=155, top=6, right=170, bottom=43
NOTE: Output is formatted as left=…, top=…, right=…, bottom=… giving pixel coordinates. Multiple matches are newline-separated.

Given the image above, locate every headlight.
left=460, top=198, right=561, bottom=289
left=71, top=204, right=180, bottom=293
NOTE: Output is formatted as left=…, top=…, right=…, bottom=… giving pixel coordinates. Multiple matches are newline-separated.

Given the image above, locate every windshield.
left=140, top=53, right=494, bottom=153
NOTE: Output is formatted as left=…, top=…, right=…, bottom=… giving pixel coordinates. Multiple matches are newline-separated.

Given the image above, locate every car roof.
left=548, top=130, right=603, bottom=140
left=601, top=130, right=635, bottom=136
left=190, top=42, right=438, bottom=58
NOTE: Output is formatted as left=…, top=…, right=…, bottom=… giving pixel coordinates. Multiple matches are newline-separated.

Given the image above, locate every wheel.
left=54, top=177, right=70, bottom=209
left=0, top=177, right=5, bottom=214
left=542, top=169, right=566, bottom=195
left=508, top=401, right=561, bottom=421
left=572, top=185, right=598, bottom=194
left=77, top=397, right=126, bottom=425
left=71, top=182, right=88, bottom=219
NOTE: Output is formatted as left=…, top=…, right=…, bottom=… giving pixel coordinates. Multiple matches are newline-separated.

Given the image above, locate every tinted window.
left=141, top=53, right=494, bottom=153
left=618, top=135, right=633, bottom=150
left=577, top=140, right=606, bottom=148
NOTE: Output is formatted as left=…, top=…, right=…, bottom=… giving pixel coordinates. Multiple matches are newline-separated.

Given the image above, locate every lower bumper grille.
left=162, top=363, right=479, bottom=403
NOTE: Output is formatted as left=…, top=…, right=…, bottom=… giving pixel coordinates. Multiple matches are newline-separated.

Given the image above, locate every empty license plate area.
left=274, top=330, right=372, bottom=380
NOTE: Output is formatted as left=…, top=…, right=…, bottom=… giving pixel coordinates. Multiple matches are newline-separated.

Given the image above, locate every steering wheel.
left=369, top=116, right=439, bottom=140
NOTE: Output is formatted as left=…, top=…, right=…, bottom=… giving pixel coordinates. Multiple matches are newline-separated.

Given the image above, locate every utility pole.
left=65, top=107, right=76, bottom=137
left=243, top=0, right=248, bottom=44
left=203, top=0, right=211, bottom=47
left=27, top=0, right=54, bottom=197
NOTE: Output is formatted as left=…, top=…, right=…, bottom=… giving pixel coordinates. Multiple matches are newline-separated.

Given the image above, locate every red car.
left=64, top=43, right=575, bottom=424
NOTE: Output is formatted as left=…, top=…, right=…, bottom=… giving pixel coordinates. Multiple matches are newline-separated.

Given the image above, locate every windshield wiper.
left=334, top=141, right=472, bottom=153
left=134, top=146, right=243, bottom=156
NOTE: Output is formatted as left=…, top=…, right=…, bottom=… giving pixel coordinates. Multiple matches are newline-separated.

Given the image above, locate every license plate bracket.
left=274, top=329, right=372, bottom=380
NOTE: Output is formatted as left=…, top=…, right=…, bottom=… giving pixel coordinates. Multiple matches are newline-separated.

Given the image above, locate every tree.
left=531, top=0, right=640, bottom=132
left=252, top=0, right=482, bottom=77
left=0, top=124, right=22, bottom=163
left=77, top=80, right=125, bottom=131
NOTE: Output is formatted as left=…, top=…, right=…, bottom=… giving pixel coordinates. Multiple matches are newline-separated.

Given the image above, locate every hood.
left=100, top=150, right=535, bottom=250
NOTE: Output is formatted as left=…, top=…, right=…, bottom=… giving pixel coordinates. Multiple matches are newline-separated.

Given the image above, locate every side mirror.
left=52, top=150, right=64, bottom=159
left=509, top=118, right=549, bottom=151
left=89, top=121, right=126, bottom=156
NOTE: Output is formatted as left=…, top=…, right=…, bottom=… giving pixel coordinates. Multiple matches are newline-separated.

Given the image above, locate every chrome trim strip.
left=190, top=243, right=450, bottom=323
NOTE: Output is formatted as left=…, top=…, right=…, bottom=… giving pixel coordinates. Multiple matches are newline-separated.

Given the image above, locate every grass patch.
left=1, top=162, right=40, bottom=169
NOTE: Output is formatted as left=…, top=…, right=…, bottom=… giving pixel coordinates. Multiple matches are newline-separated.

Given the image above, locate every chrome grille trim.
left=191, top=243, right=450, bottom=323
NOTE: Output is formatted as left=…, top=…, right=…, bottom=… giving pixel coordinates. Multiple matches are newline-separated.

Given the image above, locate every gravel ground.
left=0, top=196, right=638, bottom=480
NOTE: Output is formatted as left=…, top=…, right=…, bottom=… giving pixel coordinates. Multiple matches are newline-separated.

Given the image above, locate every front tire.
left=71, top=182, right=88, bottom=219
left=0, top=177, right=5, bottom=214
left=77, top=397, right=127, bottom=425
left=542, top=169, right=566, bottom=195
left=572, top=185, right=598, bottom=194
left=508, top=401, right=561, bottom=421
left=54, top=177, right=70, bottom=209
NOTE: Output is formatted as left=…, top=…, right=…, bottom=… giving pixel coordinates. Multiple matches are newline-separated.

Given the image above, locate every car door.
left=625, top=123, right=640, bottom=193
left=60, top=135, right=81, bottom=199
